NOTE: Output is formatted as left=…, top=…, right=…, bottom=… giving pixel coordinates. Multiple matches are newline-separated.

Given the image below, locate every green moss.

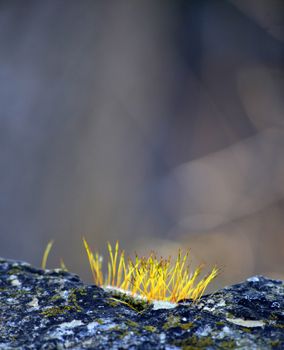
left=49, top=294, right=63, bottom=303
left=216, top=321, right=225, bottom=326
left=144, top=325, right=157, bottom=332
left=7, top=267, right=22, bottom=275
left=7, top=289, right=30, bottom=298
left=95, top=318, right=104, bottom=325
left=106, top=290, right=149, bottom=312
left=125, top=320, right=139, bottom=328
left=40, top=288, right=88, bottom=317
left=219, top=340, right=236, bottom=349
left=67, top=288, right=84, bottom=312
left=107, top=298, right=121, bottom=308
left=273, top=323, right=284, bottom=329
left=118, top=330, right=132, bottom=339
left=172, top=335, right=214, bottom=349
left=108, top=325, right=123, bottom=332
left=163, top=315, right=181, bottom=330
left=180, top=322, right=194, bottom=330
left=241, top=327, right=252, bottom=333
left=270, top=340, right=280, bottom=347
left=41, top=305, right=75, bottom=317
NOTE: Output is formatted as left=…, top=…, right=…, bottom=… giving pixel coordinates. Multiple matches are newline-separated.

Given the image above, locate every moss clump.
left=172, top=335, right=214, bottom=349
left=270, top=340, right=281, bottom=347
left=163, top=315, right=181, bottom=330
left=107, top=290, right=149, bottom=312
left=144, top=325, right=157, bottom=332
left=125, top=320, right=139, bottom=328
left=84, top=240, right=218, bottom=303
left=180, top=322, right=194, bottom=330
left=41, top=305, right=76, bottom=317
left=67, top=288, right=84, bottom=312
left=94, top=318, right=104, bottom=325
left=40, top=288, right=88, bottom=317
left=7, top=267, right=22, bottom=275
left=219, top=340, right=236, bottom=349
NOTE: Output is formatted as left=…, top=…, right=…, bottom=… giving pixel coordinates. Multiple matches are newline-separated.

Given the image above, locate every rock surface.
left=0, top=258, right=283, bottom=349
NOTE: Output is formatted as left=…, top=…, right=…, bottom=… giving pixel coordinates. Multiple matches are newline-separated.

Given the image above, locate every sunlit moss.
left=83, top=239, right=218, bottom=303
left=42, top=239, right=218, bottom=303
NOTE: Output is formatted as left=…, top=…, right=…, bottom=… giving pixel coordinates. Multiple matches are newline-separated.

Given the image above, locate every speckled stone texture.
left=0, top=258, right=283, bottom=349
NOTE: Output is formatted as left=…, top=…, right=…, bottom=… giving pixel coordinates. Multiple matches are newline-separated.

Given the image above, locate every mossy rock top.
left=0, top=258, right=283, bottom=349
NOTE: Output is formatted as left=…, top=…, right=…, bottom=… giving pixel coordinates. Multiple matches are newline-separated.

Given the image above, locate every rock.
left=0, top=258, right=283, bottom=349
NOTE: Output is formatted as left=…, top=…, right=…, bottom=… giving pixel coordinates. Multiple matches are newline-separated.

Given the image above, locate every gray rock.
left=0, top=258, right=283, bottom=349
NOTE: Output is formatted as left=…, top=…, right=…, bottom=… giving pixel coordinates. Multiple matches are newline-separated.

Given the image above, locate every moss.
left=118, top=330, right=132, bottom=339
left=67, top=288, right=84, bottom=312
left=84, top=240, right=218, bottom=303
left=40, top=288, right=88, bottom=317
left=125, top=320, right=139, bottom=327
left=7, top=290, right=30, bottom=298
left=163, top=315, right=181, bottom=330
left=7, top=267, right=22, bottom=275
left=125, top=320, right=139, bottom=328
left=41, top=305, right=75, bottom=317
left=95, top=318, right=104, bottom=325
left=49, top=294, right=63, bottom=303
left=180, top=322, right=194, bottom=330
left=107, top=298, right=121, bottom=308
left=172, top=335, right=214, bottom=349
left=144, top=325, right=157, bottom=332
left=273, top=323, right=284, bottom=329
left=216, top=321, right=225, bottom=326
left=219, top=340, right=236, bottom=349
left=241, top=327, right=252, bottom=333
left=270, top=340, right=281, bottom=347
left=108, top=325, right=123, bottom=332
left=107, top=290, right=149, bottom=312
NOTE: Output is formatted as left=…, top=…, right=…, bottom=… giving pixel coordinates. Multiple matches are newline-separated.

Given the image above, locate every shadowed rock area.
left=0, top=258, right=283, bottom=349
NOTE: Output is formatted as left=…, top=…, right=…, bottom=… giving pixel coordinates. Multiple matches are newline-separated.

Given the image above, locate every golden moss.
left=41, top=241, right=54, bottom=270
left=84, top=239, right=218, bottom=303
left=42, top=239, right=218, bottom=303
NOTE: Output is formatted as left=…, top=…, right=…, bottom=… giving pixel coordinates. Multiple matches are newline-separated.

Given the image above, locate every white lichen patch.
left=59, top=290, right=69, bottom=300
left=105, top=286, right=178, bottom=310
left=216, top=326, right=233, bottom=339
left=200, top=298, right=226, bottom=312
left=196, top=325, right=212, bottom=337
left=215, top=299, right=226, bottom=307
left=49, top=320, right=84, bottom=338
left=247, top=276, right=260, bottom=283
left=8, top=275, right=21, bottom=287
left=6, top=298, right=18, bottom=305
left=27, top=297, right=39, bottom=309
left=226, top=318, right=265, bottom=328
left=86, top=321, right=100, bottom=332
left=159, top=332, right=166, bottom=344
left=58, top=320, right=84, bottom=329
left=152, top=301, right=177, bottom=310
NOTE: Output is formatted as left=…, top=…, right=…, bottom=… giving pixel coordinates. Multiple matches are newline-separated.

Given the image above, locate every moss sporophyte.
left=42, top=239, right=218, bottom=304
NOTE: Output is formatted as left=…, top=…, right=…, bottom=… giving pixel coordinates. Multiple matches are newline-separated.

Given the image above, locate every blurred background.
left=0, top=0, right=284, bottom=290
